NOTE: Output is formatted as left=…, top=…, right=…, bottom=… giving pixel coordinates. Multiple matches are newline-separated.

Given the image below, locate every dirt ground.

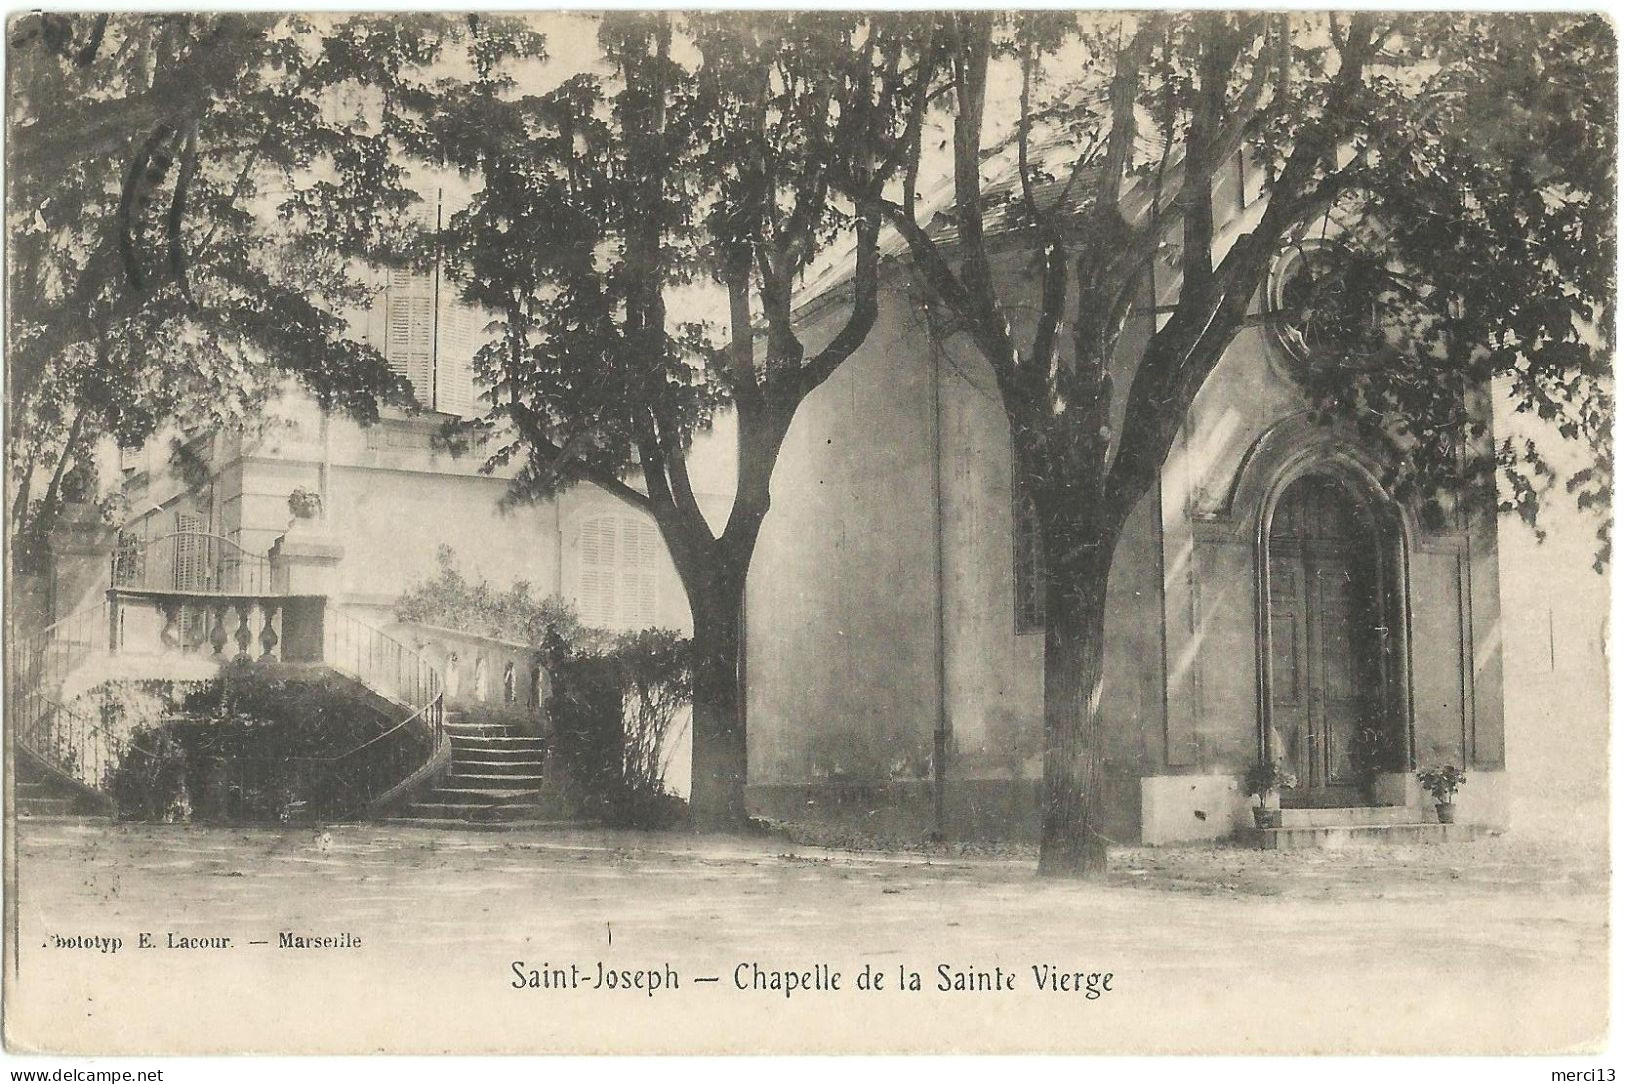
left=4, top=819, right=1610, bottom=1055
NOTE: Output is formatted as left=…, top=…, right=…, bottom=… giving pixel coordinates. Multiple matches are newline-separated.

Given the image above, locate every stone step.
left=19, top=797, right=77, bottom=817
left=14, top=813, right=112, bottom=826
left=1276, top=806, right=1420, bottom=828
left=451, top=758, right=545, bottom=775
left=427, top=786, right=543, bottom=801
left=444, top=721, right=516, bottom=735
left=1248, top=822, right=1488, bottom=850
left=450, top=772, right=547, bottom=786
left=403, top=801, right=544, bottom=822
left=448, top=735, right=547, bottom=750
left=383, top=817, right=581, bottom=833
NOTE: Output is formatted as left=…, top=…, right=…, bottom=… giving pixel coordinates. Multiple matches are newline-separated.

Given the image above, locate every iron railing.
left=10, top=588, right=445, bottom=819
left=9, top=601, right=133, bottom=809
left=8, top=598, right=110, bottom=711
left=111, top=530, right=273, bottom=595
left=315, top=607, right=445, bottom=813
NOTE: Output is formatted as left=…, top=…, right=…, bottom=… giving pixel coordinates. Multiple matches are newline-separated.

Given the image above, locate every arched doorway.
left=1264, top=471, right=1407, bottom=806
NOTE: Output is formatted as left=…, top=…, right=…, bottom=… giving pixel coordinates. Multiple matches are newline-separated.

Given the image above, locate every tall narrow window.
left=382, top=198, right=440, bottom=404
left=370, top=192, right=484, bottom=418
left=578, top=516, right=661, bottom=629
left=1013, top=485, right=1046, bottom=634
left=434, top=298, right=479, bottom=418
left=383, top=262, right=436, bottom=405
left=173, top=512, right=205, bottom=591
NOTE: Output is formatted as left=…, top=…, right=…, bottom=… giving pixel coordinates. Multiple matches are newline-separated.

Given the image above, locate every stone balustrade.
left=108, top=588, right=329, bottom=666
left=383, top=620, right=546, bottom=717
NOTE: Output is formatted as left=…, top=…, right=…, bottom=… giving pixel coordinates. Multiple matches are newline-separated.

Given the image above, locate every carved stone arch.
left=1217, top=411, right=1423, bottom=548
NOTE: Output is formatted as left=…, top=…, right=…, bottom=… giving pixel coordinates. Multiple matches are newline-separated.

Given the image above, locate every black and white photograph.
left=1, top=9, right=1614, bottom=1058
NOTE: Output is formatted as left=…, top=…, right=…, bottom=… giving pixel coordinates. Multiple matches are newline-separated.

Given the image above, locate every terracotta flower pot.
left=1435, top=802, right=1457, bottom=824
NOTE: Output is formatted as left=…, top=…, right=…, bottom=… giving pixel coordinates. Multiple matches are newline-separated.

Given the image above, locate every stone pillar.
left=47, top=503, right=117, bottom=623
left=268, top=520, right=345, bottom=597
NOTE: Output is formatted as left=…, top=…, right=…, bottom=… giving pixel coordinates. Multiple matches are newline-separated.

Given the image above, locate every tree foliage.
left=5, top=13, right=464, bottom=562
left=834, top=12, right=1612, bottom=873
left=420, top=13, right=929, bottom=826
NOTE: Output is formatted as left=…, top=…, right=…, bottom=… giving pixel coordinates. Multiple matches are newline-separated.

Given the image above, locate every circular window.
left=1266, top=242, right=1381, bottom=367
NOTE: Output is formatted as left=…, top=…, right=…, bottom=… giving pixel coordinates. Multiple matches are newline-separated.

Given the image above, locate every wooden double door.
left=1267, top=474, right=1394, bottom=806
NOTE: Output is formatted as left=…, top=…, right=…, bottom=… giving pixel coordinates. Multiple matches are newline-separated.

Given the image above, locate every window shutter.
left=577, top=516, right=661, bottom=629
left=173, top=512, right=204, bottom=590
left=579, top=517, right=618, bottom=627
left=434, top=299, right=478, bottom=417
left=384, top=266, right=435, bottom=405
left=620, top=519, right=660, bottom=627
left=383, top=202, right=439, bottom=405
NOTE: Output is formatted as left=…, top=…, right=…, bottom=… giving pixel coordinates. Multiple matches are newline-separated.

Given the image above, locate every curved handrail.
left=7, top=598, right=110, bottom=732
left=111, top=529, right=273, bottom=595
left=106, top=607, right=447, bottom=819
left=10, top=580, right=446, bottom=820
left=16, top=689, right=156, bottom=812
left=314, top=607, right=446, bottom=814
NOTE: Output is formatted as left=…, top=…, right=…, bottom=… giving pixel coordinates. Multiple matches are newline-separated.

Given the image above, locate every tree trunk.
left=687, top=590, right=747, bottom=830
left=1037, top=565, right=1112, bottom=878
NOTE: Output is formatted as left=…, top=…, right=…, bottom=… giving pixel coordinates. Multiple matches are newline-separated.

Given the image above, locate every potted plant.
left=288, top=487, right=323, bottom=521
left=1243, top=760, right=1298, bottom=829
left=1416, top=765, right=1467, bottom=823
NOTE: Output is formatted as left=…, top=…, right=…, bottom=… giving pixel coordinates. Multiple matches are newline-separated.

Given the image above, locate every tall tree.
left=5, top=13, right=460, bottom=571
left=427, top=13, right=926, bottom=826
left=842, top=13, right=1613, bottom=874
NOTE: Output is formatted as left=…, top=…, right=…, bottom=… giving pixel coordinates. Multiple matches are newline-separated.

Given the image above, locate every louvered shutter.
left=173, top=513, right=204, bottom=590
left=384, top=266, right=435, bottom=405
left=620, top=519, right=660, bottom=627
left=577, top=516, right=661, bottom=629
left=578, top=518, right=618, bottom=627
left=434, top=299, right=478, bottom=417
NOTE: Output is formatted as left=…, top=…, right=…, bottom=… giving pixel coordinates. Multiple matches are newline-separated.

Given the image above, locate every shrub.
left=106, top=661, right=400, bottom=823
left=397, top=544, right=598, bottom=648
left=547, top=629, right=692, bottom=829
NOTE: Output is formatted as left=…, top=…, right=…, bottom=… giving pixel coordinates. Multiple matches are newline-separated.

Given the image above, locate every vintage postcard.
left=2, top=10, right=1612, bottom=1057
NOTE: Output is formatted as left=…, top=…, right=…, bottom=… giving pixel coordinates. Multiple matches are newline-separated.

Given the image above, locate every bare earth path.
left=5, top=821, right=1608, bottom=1055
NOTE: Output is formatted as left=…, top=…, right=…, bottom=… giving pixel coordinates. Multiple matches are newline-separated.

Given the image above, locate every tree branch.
left=867, top=195, right=1025, bottom=410
left=1101, top=15, right=1380, bottom=523
left=1019, top=33, right=1071, bottom=376
left=947, top=14, right=998, bottom=309
left=1095, top=17, right=1162, bottom=219
left=797, top=206, right=882, bottom=396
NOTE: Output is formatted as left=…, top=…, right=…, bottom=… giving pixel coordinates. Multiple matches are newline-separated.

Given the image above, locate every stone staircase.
left=387, top=714, right=564, bottom=830
left=1248, top=805, right=1489, bottom=850
left=14, top=756, right=109, bottom=821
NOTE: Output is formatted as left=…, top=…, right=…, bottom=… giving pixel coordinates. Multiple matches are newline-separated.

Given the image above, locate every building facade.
left=99, top=162, right=1509, bottom=844
left=741, top=166, right=1508, bottom=843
